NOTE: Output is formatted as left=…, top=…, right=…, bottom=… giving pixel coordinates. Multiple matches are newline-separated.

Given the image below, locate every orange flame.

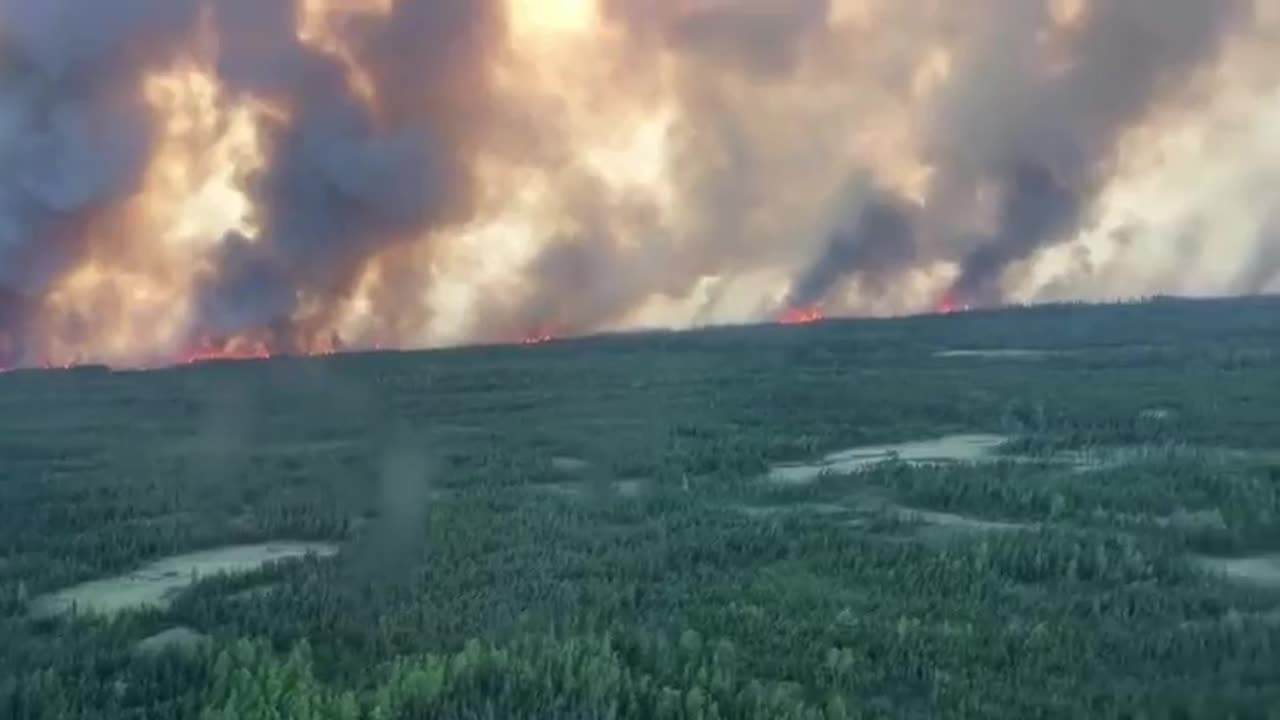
left=176, top=337, right=272, bottom=366
left=935, top=294, right=974, bottom=315
left=1, top=0, right=1271, bottom=371
left=779, top=306, right=825, bottom=325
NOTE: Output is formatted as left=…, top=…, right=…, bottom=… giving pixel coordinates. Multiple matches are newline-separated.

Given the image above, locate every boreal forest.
left=4, top=296, right=1280, bottom=718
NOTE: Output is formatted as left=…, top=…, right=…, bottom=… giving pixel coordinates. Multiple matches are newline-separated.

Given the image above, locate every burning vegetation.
left=779, top=307, right=825, bottom=326
left=0, top=0, right=1275, bottom=368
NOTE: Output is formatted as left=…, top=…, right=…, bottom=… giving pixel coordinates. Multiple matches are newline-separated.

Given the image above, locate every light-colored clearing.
left=31, top=542, right=338, bottom=618
left=1086, top=508, right=1227, bottom=531
left=768, top=434, right=1008, bottom=485
left=1060, top=445, right=1246, bottom=474
left=614, top=479, right=647, bottom=498
left=737, top=498, right=1023, bottom=538
left=934, top=349, right=1056, bottom=360
left=533, top=479, right=648, bottom=499
left=1194, top=554, right=1280, bottom=588
left=530, top=482, right=588, bottom=499
left=551, top=456, right=591, bottom=473
left=1139, top=407, right=1175, bottom=421
left=900, top=509, right=1029, bottom=535
left=136, top=626, right=209, bottom=654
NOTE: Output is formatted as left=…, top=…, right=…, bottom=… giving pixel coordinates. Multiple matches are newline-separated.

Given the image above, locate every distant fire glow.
left=520, top=332, right=557, bottom=346
left=935, top=295, right=974, bottom=315
left=779, top=307, right=825, bottom=325
left=0, top=0, right=1273, bottom=370
left=177, top=338, right=272, bottom=366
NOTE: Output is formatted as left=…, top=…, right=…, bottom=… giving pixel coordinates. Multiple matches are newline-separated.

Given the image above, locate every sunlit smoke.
left=0, top=0, right=1276, bottom=368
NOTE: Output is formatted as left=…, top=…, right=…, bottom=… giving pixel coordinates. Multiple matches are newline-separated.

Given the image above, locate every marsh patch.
left=1193, top=554, right=1280, bottom=588
left=31, top=542, right=338, bottom=618
left=551, top=456, right=591, bottom=473
left=934, top=349, right=1058, bottom=360
left=532, top=478, right=650, bottom=500
left=136, top=626, right=209, bottom=655
left=768, top=434, right=1009, bottom=485
left=614, top=479, right=648, bottom=498
left=1138, top=407, right=1176, bottom=421
left=900, top=508, right=1031, bottom=540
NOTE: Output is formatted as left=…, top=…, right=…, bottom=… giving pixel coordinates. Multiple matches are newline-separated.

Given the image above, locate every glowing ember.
left=177, top=338, right=272, bottom=366
left=520, top=332, right=557, bottom=345
left=935, top=294, right=973, bottom=315
left=779, top=307, right=825, bottom=325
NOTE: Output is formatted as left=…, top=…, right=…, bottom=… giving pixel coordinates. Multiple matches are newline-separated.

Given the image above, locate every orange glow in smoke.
left=935, top=294, right=975, bottom=315
left=779, top=306, right=825, bottom=325
left=176, top=337, right=273, bottom=366
left=0, top=0, right=1271, bottom=373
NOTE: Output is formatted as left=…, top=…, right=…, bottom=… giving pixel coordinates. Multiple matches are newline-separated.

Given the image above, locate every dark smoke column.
left=926, top=0, right=1249, bottom=307
left=0, top=0, right=203, bottom=365
left=785, top=183, right=917, bottom=312
left=193, top=0, right=505, bottom=353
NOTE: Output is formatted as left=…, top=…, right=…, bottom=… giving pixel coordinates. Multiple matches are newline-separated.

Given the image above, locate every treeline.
left=8, top=615, right=1280, bottom=719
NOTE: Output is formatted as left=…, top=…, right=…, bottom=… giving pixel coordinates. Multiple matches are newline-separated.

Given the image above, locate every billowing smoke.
left=786, top=177, right=917, bottom=310
left=0, top=0, right=502, bottom=364
left=0, top=0, right=201, bottom=364
left=199, top=0, right=500, bottom=351
left=0, top=0, right=1275, bottom=366
left=918, top=0, right=1251, bottom=306
left=948, top=162, right=1080, bottom=306
left=1239, top=217, right=1280, bottom=294
left=600, top=0, right=832, bottom=75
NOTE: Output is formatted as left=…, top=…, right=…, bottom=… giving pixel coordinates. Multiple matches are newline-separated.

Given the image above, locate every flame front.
left=0, top=0, right=1276, bottom=367
left=779, top=307, right=824, bottom=326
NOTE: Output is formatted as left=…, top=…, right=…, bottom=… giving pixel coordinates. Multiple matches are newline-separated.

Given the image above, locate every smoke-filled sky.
left=0, top=0, right=1277, bottom=367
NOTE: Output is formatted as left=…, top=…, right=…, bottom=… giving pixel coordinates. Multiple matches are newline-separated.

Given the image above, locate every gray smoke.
left=949, top=162, right=1081, bottom=305
left=525, top=0, right=1255, bottom=326
left=925, top=0, right=1249, bottom=304
left=603, top=0, right=832, bottom=75
left=786, top=181, right=917, bottom=309
left=342, top=432, right=433, bottom=590
left=196, top=0, right=501, bottom=349
left=0, top=0, right=504, bottom=359
left=0, top=0, right=1269, bottom=361
left=0, top=0, right=201, bottom=361
left=1238, top=217, right=1280, bottom=294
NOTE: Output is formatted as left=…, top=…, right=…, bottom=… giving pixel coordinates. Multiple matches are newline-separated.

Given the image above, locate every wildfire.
left=176, top=337, right=272, bottom=366
left=0, top=0, right=1271, bottom=371
left=935, top=294, right=973, bottom=315
left=779, top=306, right=826, bottom=325
left=520, top=331, right=558, bottom=346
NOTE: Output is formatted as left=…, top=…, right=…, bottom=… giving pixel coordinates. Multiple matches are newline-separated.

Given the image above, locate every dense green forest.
left=4, top=296, right=1280, bottom=718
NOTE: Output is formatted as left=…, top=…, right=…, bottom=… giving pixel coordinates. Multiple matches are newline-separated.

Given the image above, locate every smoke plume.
left=786, top=177, right=917, bottom=309
left=0, top=0, right=1275, bottom=366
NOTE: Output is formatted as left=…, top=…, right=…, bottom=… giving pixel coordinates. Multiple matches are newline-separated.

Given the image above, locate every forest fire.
left=520, top=332, right=558, bottom=346
left=0, top=0, right=1270, bottom=369
left=176, top=338, right=273, bottom=366
left=779, top=307, right=825, bottom=326
left=935, top=295, right=974, bottom=315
